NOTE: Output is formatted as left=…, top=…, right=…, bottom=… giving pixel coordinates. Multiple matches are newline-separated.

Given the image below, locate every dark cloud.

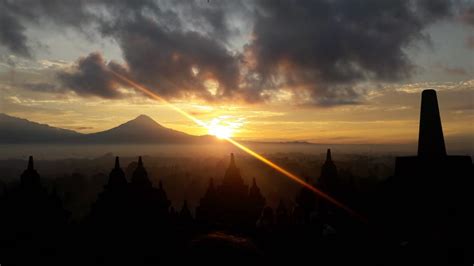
left=416, top=0, right=453, bottom=21
left=21, top=82, right=64, bottom=93
left=0, top=0, right=465, bottom=106
left=0, top=0, right=233, bottom=58
left=0, top=0, right=93, bottom=57
left=54, top=1, right=242, bottom=101
left=244, top=0, right=455, bottom=105
left=101, top=15, right=240, bottom=101
left=58, top=53, right=128, bottom=99
left=0, top=7, right=30, bottom=57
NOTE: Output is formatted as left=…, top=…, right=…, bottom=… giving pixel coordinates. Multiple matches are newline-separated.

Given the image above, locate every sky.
left=0, top=0, right=473, bottom=147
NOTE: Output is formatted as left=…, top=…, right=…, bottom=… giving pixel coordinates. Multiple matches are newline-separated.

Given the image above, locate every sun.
left=207, top=117, right=241, bottom=139
left=208, top=124, right=233, bottom=139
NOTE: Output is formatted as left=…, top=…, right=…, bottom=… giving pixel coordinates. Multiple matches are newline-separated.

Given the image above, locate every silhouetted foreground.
left=0, top=90, right=472, bottom=265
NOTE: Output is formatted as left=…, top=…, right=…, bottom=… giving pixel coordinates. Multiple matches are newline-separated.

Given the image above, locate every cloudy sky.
left=0, top=0, right=473, bottom=147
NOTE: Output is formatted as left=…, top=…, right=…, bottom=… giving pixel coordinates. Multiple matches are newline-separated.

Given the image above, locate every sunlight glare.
left=209, top=125, right=232, bottom=139
left=207, top=117, right=235, bottom=139
left=108, top=69, right=365, bottom=222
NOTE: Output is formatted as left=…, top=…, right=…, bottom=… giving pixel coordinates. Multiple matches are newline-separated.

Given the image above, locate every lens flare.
left=109, top=70, right=366, bottom=222
left=224, top=138, right=363, bottom=219
left=206, top=116, right=244, bottom=139
left=208, top=124, right=233, bottom=139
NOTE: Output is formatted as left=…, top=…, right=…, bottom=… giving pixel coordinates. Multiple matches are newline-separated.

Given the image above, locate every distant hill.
left=0, top=113, right=82, bottom=143
left=0, top=113, right=215, bottom=144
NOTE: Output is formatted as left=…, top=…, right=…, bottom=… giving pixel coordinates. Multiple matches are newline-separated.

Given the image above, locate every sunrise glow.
left=206, top=117, right=243, bottom=139
left=208, top=123, right=233, bottom=139
left=1, top=2, right=472, bottom=263
left=105, top=69, right=362, bottom=221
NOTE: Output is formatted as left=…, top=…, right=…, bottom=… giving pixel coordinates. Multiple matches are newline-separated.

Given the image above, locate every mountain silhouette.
left=0, top=113, right=215, bottom=144
left=0, top=113, right=82, bottom=143
left=82, top=114, right=206, bottom=144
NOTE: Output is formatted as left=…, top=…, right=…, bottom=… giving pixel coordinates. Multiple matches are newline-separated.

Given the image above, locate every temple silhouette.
left=90, top=156, right=171, bottom=227
left=0, top=156, right=69, bottom=264
left=196, top=153, right=265, bottom=227
left=0, top=89, right=471, bottom=264
left=384, top=89, right=473, bottom=262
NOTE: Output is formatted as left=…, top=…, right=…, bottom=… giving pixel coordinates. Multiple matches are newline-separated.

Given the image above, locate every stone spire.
left=107, top=156, right=127, bottom=189
left=28, top=155, right=34, bottom=170
left=223, top=153, right=243, bottom=185
left=131, top=156, right=152, bottom=188
left=21, top=155, right=41, bottom=189
left=229, top=153, right=236, bottom=168
left=156, top=180, right=170, bottom=206
left=318, top=148, right=338, bottom=193
left=248, top=177, right=266, bottom=223
left=417, top=89, right=446, bottom=157
left=249, top=178, right=262, bottom=197
left=202, top=178, right=217, bottom=203
left=115, top=156, right=120, bottom=169
left=326, top=149, right=332, bottom=162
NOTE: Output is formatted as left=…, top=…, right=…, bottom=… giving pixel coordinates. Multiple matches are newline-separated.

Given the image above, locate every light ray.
left=111, top=71, right=206, bottom=127
left=109, top=70, right=366, bottom=222
left=224, top=137, right=362, bottom=219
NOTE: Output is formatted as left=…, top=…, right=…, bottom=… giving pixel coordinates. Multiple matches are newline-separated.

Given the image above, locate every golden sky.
left=0, top=1, right=473, bottom=148
left=1, top=71, right=472, bottom=147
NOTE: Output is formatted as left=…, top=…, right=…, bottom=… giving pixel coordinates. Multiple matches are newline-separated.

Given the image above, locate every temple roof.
left=326, top=149, right=332, bottom=162
left=131, top=156, right=152, bottom=188
left=223, top=153, right=244, bottom=185
left=20, top=156, right=41, bottom=189
left=107, top=156, right=127, bottom=189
